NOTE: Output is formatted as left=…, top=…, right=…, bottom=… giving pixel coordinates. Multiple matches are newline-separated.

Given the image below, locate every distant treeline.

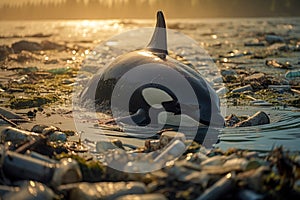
left=0, top=0, right=299, bottom=20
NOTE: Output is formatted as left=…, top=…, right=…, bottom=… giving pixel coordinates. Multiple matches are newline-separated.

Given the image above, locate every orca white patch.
left=142, top=87, right=173, bottom=109
left=158, top=111, right=201, bottom=127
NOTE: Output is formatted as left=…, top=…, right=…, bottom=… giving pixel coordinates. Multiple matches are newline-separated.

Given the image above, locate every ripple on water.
left=216, top=110, right=300, bottom=152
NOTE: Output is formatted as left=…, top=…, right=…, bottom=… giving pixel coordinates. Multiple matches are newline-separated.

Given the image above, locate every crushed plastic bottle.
left=0, top=145, right=82, bottom=186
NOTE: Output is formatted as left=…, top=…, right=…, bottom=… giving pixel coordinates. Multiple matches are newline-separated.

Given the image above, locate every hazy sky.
left=0, top=0, right=299, bottom=20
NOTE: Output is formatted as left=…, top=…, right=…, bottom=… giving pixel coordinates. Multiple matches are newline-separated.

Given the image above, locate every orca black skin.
left=81, top=11, right=224, bottom=129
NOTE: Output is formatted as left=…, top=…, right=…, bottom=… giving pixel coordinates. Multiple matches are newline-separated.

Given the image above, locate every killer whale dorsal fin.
left=146, top=11, right=168, bottom=55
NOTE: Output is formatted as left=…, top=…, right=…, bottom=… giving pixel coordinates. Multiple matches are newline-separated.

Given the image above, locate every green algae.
left=56, top=153, right=106, bottom=182
left=9, top=94, right=58, bottom=109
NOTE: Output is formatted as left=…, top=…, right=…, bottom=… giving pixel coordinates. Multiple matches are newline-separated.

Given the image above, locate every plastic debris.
left=250, top=100, right=273, bottom=106
left=2, top=181, right=56, bottom=200
left=266, top=59, right=293, bottom=69
left=265, top=35, right=285, bottom=44
left=216, top=87, right=229, bottom=95
left=1, top=126, right=67, bottom=144
left=196, top=173, right=236, bottom=200
left=268, top=85, right=291, bottom=91
left=231, top=85, right=253, bottom=93
left=47, top=67, right=70, bottom=75
left=1, top=126, right=40, bottom=144
left=64, top=182, right=147, bottom=200
left=285, top=70, right=300, bottom=79
left=0, top=145, right=82, bottom=186
left=154, top=139, right=186, bottom=163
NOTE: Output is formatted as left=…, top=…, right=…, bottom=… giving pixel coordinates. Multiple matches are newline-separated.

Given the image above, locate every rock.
left=31, top=124, right=50, bottom=133
left=48, top=131, right=67, bottom=142
left=41, top=40, right=65, bottom=50
left=268, top=43, right=290, bottom=51
left=96, top=139, right=124, bottom=152
left=265, top=35, right=285, bottom=44
left=219, top=50, right=251, bottom=59
left=221, top=69, right=238, bottom=82
left=0, top=45, right=12, bottom=61
left=231, top=85, right=253, bottom=93
left=145, top=139, right=161, bottom=151
left=159, top=131, right=186, bottom=147
left=235, top=111, right=270, bottom=127
left=12, top=40, right=42, bottom=53
left=221, top=69, right=237, bottom=77
left=10, top=51, right=39, bottom=62
left=68, top=182, right=147, bottom=200
left=11, top=74, right=29, bottom=84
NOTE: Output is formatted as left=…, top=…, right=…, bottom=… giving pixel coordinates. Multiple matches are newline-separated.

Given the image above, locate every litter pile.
left=0, top=123, right=299, bottom=200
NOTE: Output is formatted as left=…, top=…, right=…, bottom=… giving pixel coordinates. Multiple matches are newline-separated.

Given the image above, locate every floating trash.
left=231, top=85, right=253, bottom=93
left=250, top=100, right=273, bottom=106
left=265, top=35, right=285, bottom=44
left=266, top=59, right=293, bottom=69
left=268, top=85, right=291, bottom=92
left=47, top=67, right=70, bottom=75
left=285, top=70, right=300, bottom=79
left=216, top=87, right=229, bottom=95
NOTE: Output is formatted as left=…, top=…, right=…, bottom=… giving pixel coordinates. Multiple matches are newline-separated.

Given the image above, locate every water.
left=1, top=18, right=300, bottom=152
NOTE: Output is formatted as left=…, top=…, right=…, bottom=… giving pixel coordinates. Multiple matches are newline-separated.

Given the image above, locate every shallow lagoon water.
left=1, top=18, right=300, bottom=152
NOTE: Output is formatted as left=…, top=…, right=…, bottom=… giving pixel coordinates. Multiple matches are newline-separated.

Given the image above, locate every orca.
left=80, top=11, right=224, bottom=133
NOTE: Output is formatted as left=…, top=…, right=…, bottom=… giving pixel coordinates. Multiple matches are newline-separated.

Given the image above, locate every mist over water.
left=0, top=0, right=300, bottom=20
